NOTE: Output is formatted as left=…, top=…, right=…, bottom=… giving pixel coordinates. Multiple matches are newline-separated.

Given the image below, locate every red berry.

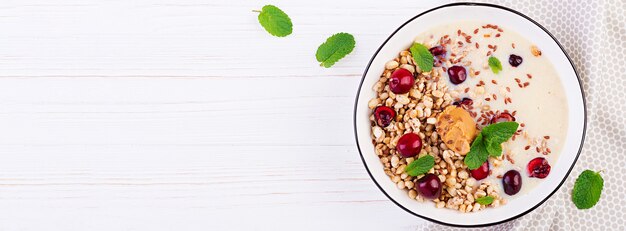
left=491, top=112, right=516, bottom=124
left=502, top=170, right=522, bottom=195
left=429, top=46, right=446, bottom=57
left=470, top=161, right=490, bottom=180
left=447, top=66, right=467, bottom=84
left=527, top=157, right=551, bottom=179
left=373, top=106, right=396, bottom=127
left=389, top=68, right=414, bottom=94
left=416, top=174, right=442, bottom=199
left=396, top=133, right=422, bottom=158
left=453, top=98, right=473, bottom=108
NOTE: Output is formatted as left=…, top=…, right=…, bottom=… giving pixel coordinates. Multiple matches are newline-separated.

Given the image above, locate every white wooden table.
left=0, top=0, right=449, bottom=229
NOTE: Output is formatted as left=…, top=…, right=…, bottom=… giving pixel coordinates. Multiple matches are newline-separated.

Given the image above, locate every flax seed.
left=464, top=88, right=470, bottom=93
left=491, top=80, right=497, bottom=84
left=523, top=82, right=530, bottom=87
left=506, top=87, right=511, bottom=92
left=544, top=136, right=550, bottom=139
left=474, top=28, right=479, bottom=34
left=495, top=33, right=501, bottom=37
left=485, top=98, right=491, bottom=101
left=521, top=123, right=525, bottom=127
left=492, top=94, right=497, bottom=100
left=525, top=146, right=530, bottom=150
left=536, top=147, right=540, bottom=153
left=515, top=78, right=521, bottom=83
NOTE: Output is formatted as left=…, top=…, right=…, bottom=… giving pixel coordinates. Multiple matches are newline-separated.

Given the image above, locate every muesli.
left=368, top=22, right=567, bottom=212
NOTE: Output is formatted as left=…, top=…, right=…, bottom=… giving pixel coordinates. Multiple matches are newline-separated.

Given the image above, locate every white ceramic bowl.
left=354, top=2, right=586, bottom=227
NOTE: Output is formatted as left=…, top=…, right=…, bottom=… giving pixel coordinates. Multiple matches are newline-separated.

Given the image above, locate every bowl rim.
left=352, top=2, right=587, bottom=228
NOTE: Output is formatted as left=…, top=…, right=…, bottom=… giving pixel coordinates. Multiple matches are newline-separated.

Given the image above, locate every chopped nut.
left=531, top=45, right=542, bottom=57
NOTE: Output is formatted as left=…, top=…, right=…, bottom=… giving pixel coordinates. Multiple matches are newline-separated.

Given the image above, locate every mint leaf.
left=485, top=142, right=503, bottom=157
left=315, top=33, right=355, bottom=68
left=475, top=196, right=494, bottom=205
left=405, top=155, right=435, bottom=176
left=464, top=133, right=489, bottom=170
left=256, top=5, right=293, bottom=37
left=410, top=43, right=434, bottom=72
left=482, top=121, right=518, bottom=157
left=488, top=56, right=502, bottom=74
left=572, top=170, right=604, bottom=209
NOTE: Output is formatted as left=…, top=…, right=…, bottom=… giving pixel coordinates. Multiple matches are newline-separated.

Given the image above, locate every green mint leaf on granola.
left=464, top=133, right=489, bottom=170
left=482, top=121, right=519, bottom=157
left=465, top=122, right=518, bottom=169
left=256, top=5, right=292, bottom=37
left=485, top=142, right=503, bottom=157
left=405, top=155, right=435, bottom=177
left=488, top=56, right=503, bottom=74
left=475, top=196, right=494, bottom=205
left=315, top=32, right=356, bottom=68
left=410, top=43, right=434, bottom=72
left=572, top=170, right=604, bottom=209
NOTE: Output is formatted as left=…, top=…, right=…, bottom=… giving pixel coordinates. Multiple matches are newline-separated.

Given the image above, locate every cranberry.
left=447, top=66, right=467, bottom=84
left=429, top=45, right=446, bottom=57
left=453, top=98, right=473, bottom=108
left=373, top=106, right=396, bottom=128
left=416, top=174, right=442, bottom=199
left=490, top=112, right=516, bottom=124
left=502, top=170, right=522, bottom=195
left=527, top=157, right=551, bottom=179
left=389, top=68, right=414, bottom=94
left=470, top=161, right=490, bottom=180
left=508, top=54, right=523, bottom=67
left=396, top=133, right=422, bottom=158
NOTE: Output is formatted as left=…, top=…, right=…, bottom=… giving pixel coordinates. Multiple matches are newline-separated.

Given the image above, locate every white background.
left=0, top=0, right=459, bottom=230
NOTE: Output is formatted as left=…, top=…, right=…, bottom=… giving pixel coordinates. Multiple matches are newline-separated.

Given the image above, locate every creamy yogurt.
left=415, top=21, right=568, bottom=198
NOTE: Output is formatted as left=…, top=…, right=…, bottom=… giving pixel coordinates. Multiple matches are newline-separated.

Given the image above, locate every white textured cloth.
left=418, top=0, right=626, bottom=230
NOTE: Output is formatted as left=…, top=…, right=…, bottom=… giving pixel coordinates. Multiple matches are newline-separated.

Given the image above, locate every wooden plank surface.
left=0, top=0, right=448, bottom=229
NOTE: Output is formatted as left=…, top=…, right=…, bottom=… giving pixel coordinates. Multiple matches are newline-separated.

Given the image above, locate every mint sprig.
left=405, top=155, right=435, bottom=176
left=464, top=122, right=519, bottom=170
left=572, top=170, right=604, bottom=209
left=488, top=56, right=502, bottom=74
left=410, top=43, right=434, bottom=72
left=255, top=5, right=293, bottom=37
left=475, top=196, right=494, bottom=205
left=315, top=33, right=355, bottom=68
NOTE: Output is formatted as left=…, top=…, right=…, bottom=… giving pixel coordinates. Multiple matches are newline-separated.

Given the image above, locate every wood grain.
left=0, top=0, right=446, bottom=229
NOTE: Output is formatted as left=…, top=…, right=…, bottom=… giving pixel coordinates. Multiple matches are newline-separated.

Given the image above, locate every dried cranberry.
left=527, top=157, right=551, bottom=179
left=396, top=133, right=422, bottom=158
left=453, top=98, right=473, bottom=108
left=373, top=106, right=396, bottom=127
left=470, top=161, right=490, bottom=180
left=416, top=174, right=442, bottom=199
left=389, top=68, right=414, bottom=94
left=447, top=66, right=467, bottom=85
left=429, top=46, right=446, bottom=57
left=502, top=170, right=522, bottom=195
left=491, top=112, right=516, bottom=124
left=508, top=54, right=523, bottom=67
